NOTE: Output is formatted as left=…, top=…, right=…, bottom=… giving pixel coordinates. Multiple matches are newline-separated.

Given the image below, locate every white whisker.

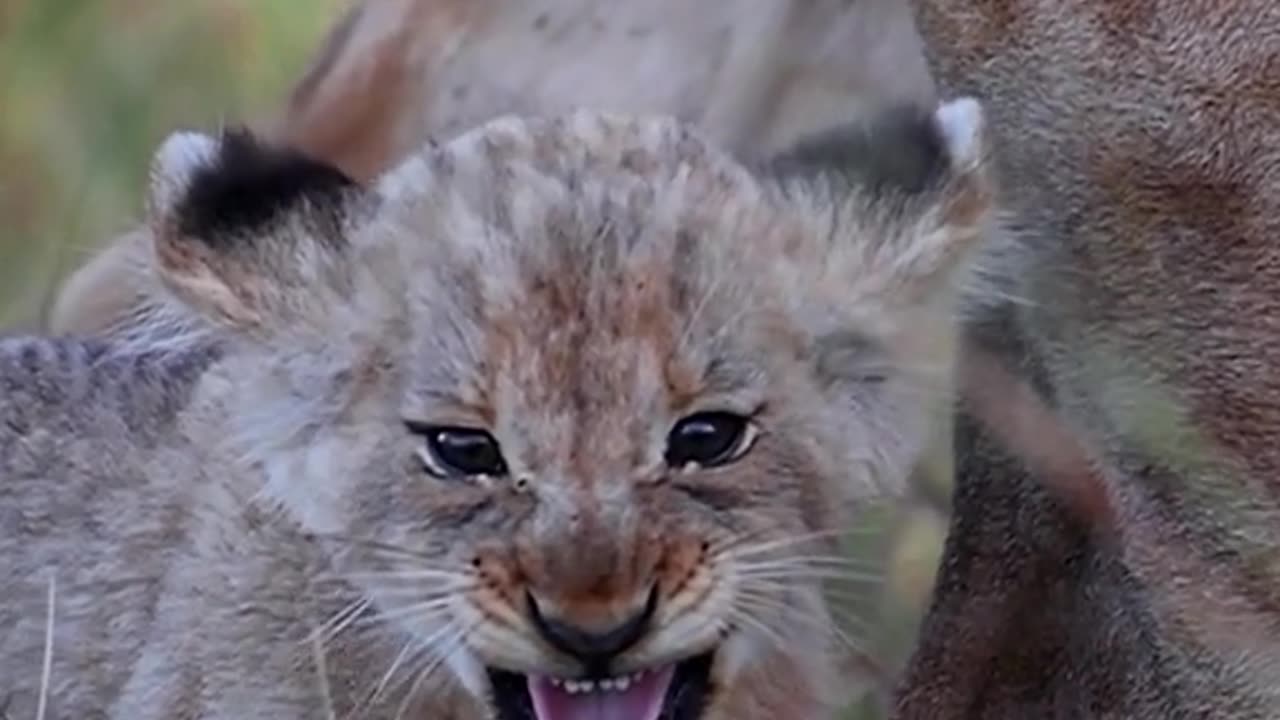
left=737, top=579, right=875, bottom=628
left=36, top=571, right=55, bottom=720
left=342, top=569, right=475, bottom=584
left=725, top=605, right=791, bottom=652
left=310, top=534, right=444, bottom=564
left=372, top=641, right=422, bottom=703
left=733, top=589, right=873, bottom=660
left=816, top=585, right=882, bottom=611
left=829, top=622, right=872, bottom=660
left=359, top=598, right=458, bottom=628
left=734, top=567, right=884, bottom=584
left=355, top=585, right=476, bottom=601
left=747, top=579, right=880, bottom=652
left=732, top=555, right=882, bottom=571
left=393, top=620, right=477, bottom=720
left=307, top=621, right=337, bottom=720
left=711, top=527, right=860, bottom=558
left=303, top=597, right=371, bottom=649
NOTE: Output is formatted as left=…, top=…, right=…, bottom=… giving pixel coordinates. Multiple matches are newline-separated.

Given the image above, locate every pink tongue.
left=528, top=667, right=674, bottom=720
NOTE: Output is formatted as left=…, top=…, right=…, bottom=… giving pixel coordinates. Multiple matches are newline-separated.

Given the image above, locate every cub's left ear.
left=768, top=96, right=996, bottom=304
left=145, top=128, right=375, bottom=335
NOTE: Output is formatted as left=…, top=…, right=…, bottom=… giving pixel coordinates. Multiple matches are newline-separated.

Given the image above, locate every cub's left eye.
left=665, top=411, right=758, bottom=469
left=406, top=424, right=508, bottom=479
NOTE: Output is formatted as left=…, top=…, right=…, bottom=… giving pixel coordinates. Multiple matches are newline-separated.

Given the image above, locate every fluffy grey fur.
left=1, top=103, right=992, bottom=718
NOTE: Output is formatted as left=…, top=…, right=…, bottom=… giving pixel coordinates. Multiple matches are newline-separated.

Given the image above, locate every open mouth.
left=488, top=652, right=714, bottom=720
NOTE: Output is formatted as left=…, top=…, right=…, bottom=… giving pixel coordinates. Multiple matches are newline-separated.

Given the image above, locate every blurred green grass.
left=0, top=0, right=340, bottom=327
left=0, top=3, right=950, bottom=716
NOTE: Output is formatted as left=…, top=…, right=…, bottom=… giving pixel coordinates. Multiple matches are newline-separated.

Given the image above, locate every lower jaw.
left=488, top=651, right=715, bottom=720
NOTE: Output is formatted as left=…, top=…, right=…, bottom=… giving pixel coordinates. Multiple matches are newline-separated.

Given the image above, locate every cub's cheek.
left=714, top=630, right=770, bottom=684
left=444, top=646, right=490, bottom=699
left=653, top=535, right=712, bottom=599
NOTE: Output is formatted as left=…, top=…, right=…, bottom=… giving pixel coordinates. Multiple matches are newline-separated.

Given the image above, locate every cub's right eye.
left=405, top=423, right=508, bottom=479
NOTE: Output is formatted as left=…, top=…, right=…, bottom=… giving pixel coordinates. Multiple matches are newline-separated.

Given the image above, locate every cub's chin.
left=487, top=651, right=714, bottom=720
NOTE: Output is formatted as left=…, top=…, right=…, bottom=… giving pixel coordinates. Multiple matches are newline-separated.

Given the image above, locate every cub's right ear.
left=146, top=128, right=374, bottom=335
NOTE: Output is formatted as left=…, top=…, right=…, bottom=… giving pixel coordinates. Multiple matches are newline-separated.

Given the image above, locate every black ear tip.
left=766, top=102, right=953, bottom=198
left=171, top=128, right=357, bottom=247
left=215, top=125, right=265, bottom=156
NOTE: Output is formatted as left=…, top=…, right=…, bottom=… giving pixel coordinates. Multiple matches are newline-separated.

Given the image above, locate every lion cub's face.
left=145, top=104, right=991, bottom=719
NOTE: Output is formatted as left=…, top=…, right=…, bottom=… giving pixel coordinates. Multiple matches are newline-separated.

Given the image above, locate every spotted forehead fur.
left=382, top=112, right=779, bottom=300
left=381, top=119, right=770, bottom=377
left=369, top=108, right=985, bottom=401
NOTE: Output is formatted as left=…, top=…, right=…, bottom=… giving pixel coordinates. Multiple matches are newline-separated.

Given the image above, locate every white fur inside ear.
left=148, top=131, right=219, bottom=220
left=934, top=97, right=985, bottom=172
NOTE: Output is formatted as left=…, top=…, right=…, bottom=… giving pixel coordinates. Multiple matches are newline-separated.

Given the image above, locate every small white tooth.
left=614, top=675, right=631, bottom=691
left=600, top=679, right=615, bottom=691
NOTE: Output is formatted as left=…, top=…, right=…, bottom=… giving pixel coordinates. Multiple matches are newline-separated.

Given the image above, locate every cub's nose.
left=527, top=588, right=658, bottom=670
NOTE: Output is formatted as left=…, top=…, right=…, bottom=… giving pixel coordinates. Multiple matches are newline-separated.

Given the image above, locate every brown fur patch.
left=281, top=0, right=482, bottom=181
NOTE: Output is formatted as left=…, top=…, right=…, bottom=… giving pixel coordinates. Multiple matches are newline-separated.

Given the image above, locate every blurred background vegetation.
left=0, top=1, right=951, bottom=716
left=0, top=0, right=339, bottom=327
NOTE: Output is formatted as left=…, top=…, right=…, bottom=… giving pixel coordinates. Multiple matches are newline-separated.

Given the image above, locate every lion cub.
left=0, top=100, right=993, bottom=719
